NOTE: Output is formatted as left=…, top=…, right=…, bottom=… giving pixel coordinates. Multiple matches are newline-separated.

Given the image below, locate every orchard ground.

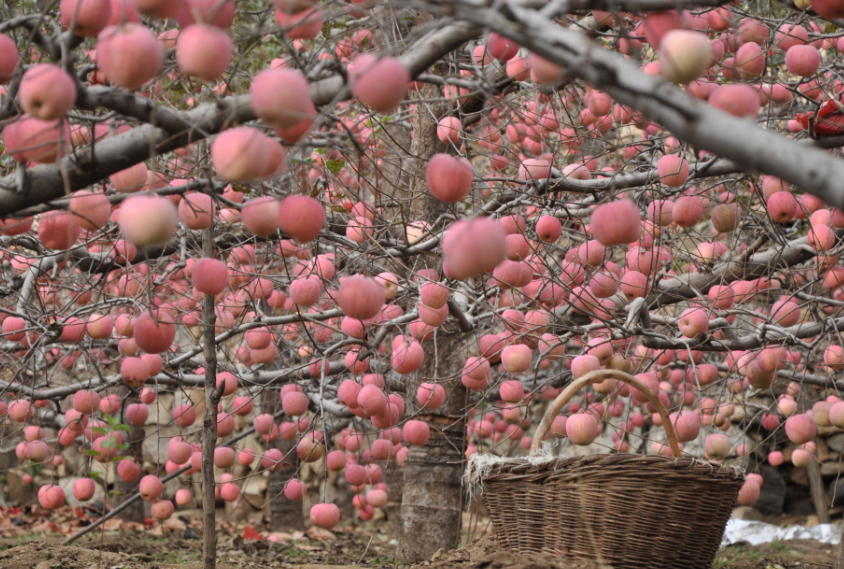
left=0, top=509, right=834, bottom=569
left=14, top=0, right=844, bottom=567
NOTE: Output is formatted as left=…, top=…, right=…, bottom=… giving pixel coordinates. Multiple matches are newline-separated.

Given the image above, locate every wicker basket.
left=473, top=369, right=744, bottom=569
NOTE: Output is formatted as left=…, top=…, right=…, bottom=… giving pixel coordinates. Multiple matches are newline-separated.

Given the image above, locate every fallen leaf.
left=306, top=527, right=334, bottom=541
left=242, top=524, right=263, bottom=541
left=103, top=518, right=122, bottom=531
left=30, top=521, right=53, bottom=533
left=293, top=544, right=321, bottom=551
left=147, top=524, right=163, bottom=537
left=163, top=517, right=187, bottom=532
left=121, top=521, right=144, bottom=533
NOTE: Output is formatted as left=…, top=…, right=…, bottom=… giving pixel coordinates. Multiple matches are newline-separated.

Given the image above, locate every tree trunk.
left=201, top=225, right=220, bottom=569
left=397, top=81, right=467, bottom=563
left=325, top=468, right=355, bottom=522
left=384, top=461, right=404, bottom=539
left=801, top=393, right=831, bottom=525
left=261, top=389, right=304, bottom=531
left=268, top=452, right=304, bottom=531
left=808, top=449, right=830, bottom=523
left=399, top=424, right=465, bottom=557
left=115, top=386, right=145, bottom=523
left=369, top=77, right=416, bottom=539
left=7, top=471, right=35, bottom=509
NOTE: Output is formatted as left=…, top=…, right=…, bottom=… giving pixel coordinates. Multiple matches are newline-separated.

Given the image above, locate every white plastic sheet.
left=721, top=518, right=842, bottom=547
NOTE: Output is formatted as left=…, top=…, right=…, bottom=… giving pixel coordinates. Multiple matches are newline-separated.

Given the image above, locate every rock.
left=828, top=478, right=844, bottom=506
left=754, top=464, right=786, bottom=516
left=146, top=392, right=174, bottom=425
left=61, top=476, right=105, bottom=507
left=731, top=506, right=765, bottom=521
left=142, top=424, right=181, bottom=465
left=784, top=481, right=814, bottom=515
left=816, top=425, right=841, bottom=437
left=242, top=473, right=267, bottom=495
left=825, top=432, right=844, bottom=452
left=791, top=466, right=809, bottom=486
left=820, top=460, right=844, bottom=476
left=817, top=437, right=832, bottom=462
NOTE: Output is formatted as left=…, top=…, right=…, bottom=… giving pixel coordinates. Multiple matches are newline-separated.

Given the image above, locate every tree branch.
left=437, top=0, right=844, bottom=209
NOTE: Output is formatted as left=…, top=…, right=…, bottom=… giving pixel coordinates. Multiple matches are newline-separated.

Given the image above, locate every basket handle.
left=530, top=369, right=682, bottom=458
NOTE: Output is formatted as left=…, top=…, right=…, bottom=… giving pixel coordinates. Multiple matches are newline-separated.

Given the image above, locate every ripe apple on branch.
left=2, top=0, right=844, bottom=565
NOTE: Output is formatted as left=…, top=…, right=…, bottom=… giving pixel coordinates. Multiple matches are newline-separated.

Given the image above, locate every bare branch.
left=435, top=0, right=844, bottom=209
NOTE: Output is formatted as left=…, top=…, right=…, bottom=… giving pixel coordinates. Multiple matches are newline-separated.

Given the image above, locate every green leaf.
left=84, top=450, right=102, bottom=457
left=325, top=160, right=345, bottom=174
left=91, top=426, right=107, bottom=435
left=114, top=424, right=131, bottom=432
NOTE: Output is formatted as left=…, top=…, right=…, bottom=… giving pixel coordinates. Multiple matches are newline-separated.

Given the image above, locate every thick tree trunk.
left=807, top=450, right=830, bottom=523
left=399, top=422, right=465, bottom=560
left=201, top=225, right=220, bottom=569
left=398, top=331, right=467, bottom=562
left=397, top=81, right=467, bottom=563
left=261, top=389, right=304, bottom=531
left=369, top=78, right=416, bottom=538
left=267, top=445, right=305, bottom=531
left=115, top=386, right=145, bottom=523
left=7, top=471, right=34, bottom=509
left=325, top=468, right=355, bottom=522
left=384, top=461, right=404, bottom=539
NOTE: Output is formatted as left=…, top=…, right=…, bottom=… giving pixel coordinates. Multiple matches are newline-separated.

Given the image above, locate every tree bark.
left=201, top=225, right=220, bottom=569
left=115, top=385, right=145, bottom=523
left=267, top=453, right=304, bottom=531
left=397, top=81, right=468, bottom=563
left=807, top=450, right=831, bottom=523
left=801, top=391, right=831, bottom=525
left=398, top=414, right=465, bottom=562
left=384, top=461, right=404, bottom=540
left=260, top=389, right=304, bottom=531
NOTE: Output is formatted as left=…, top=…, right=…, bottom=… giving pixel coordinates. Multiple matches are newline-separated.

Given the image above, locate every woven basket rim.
left=486, top=452, right=744, bottom=476
left=466, top=451, right=745, bottom=496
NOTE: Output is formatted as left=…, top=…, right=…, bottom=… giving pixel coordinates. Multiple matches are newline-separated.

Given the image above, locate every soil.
left=0, top=525, right=836, bottom=569
left=0, top=521, right=401, bottom=569
left=717, top=539, right=836, bottom=569
left=418, top=534, right=601, bottom=569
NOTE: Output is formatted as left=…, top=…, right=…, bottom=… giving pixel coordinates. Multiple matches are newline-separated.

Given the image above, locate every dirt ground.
left=716, top=539, right=835, bottom=569
left=421, top=534, right=602, bottom=569
left=0, top=523, right=836, bottom=569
